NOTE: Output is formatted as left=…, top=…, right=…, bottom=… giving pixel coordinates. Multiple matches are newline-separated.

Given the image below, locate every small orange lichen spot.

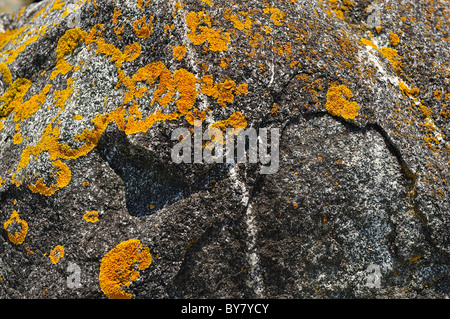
left=293, top=204, right=299, bottom=210
left=73, top=114, right=83, bottom=121
left=270, top=103, right=280, bottom=114
left=433, top=90, right=442, bottom=100
left=172, top=45, right=187, bottom=61
left=26, top=246, right=34, bottom=256
left=200, top=0, right=214, bottom=5
left=49, top=245, right=65, bottom=264
left=133, top=15, right=153, bottom=39
left=398, top=82, right=420, bottom=98
left=220, top=57, right=229, bottom=69
left=3, top=210, right=28, bottom=245
left=83, top=211, right=99, bottom=223
left=99, top=239, right=152, bottom=299
left=150, top=204, right=155, bottom=210
left=13, top=132, right=23, bottom=145
left=50, top=0, right=65, bottom=11
left=389, top=32, right=400, bottom=46
left=325, top=85, right=360, bottom=120
left=318, top=156, right=323, bottom=161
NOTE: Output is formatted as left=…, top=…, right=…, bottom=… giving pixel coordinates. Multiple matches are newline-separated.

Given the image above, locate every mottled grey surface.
left=0, top=0, right=448, bottom=298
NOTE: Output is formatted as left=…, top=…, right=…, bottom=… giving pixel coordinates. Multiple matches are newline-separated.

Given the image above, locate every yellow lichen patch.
left=3, top=210, right=28, bottom=245
left=325, top=84, right=360, bottom=120
left=14, top=84, right=52, bottom=122
left=172, top=45, right=187, bottom=61
left=398, top=82, right=420, bottom=98
left=223, top=9, right=252, bottom=31
left=94, top=38, right=141, bottom=69
left=13, top=132, right=23, bottom=145
left=51, top=28, right=87, bottom=80
left=0, top=29, right=18, bottom=51
left=361, top=38, right=403, bottom=74
left=211, top=111, right=247, bottom=131
left=201, top=75, right=248, bottom=107
left=389, top=32, right=400, bottom=46
left=0, top=62, right=12, bottom=86
left=28, top=160, right=72, bottom=196
left=133, top=15, right=153, bottom=39
left=49, top=245, right=65, bottom=264
left=185, top=108, right=207, bottom=125
left=53, top=78, right=74, bottom=108
left=50, top=0, right=65, bottom=11
left=173, top=68, right=198, bottom=115
left=379, top=47, right=403, bottom=74
left=99, top=239, right=152, bottom=299
left=185, top=11, right=231, bottom=52
left=83, top=210, right=99, bottom=223
left=0, top=77, right=33, bottom=119
left=263, top=5, right=285, bottom=26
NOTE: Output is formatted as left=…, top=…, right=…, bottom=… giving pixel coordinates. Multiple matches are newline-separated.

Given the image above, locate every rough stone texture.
left=0, top=0, right=448, bottom=299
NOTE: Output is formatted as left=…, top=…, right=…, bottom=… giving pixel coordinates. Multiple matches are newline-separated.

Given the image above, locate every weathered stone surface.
left=0, top=0, right=448, bottom=298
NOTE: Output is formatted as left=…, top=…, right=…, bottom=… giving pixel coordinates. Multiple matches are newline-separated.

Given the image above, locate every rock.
left=0, top=0, right=448, bottom=299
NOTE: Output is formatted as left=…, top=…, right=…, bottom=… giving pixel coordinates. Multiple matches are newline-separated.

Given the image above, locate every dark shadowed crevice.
left=96, top=129, right=192, bottom=217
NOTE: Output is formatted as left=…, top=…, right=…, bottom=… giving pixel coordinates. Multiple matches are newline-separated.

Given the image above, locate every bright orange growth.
left=201, top=75, right=248, bottom=107
left=133, top=15, right=153, bottom=39
left=51, top=28, right=87, bottom=80
left=398, top=82, right=420, bottom=98
left=172, top=45, right=187, bottom=61
left=84, top=211, right=99, bottom=223
left=389, top=32, right=400, bottom=46
left=0, top=77, right=33, bottom=118
left=49, top=245, right=65, bottom=264
left=99, top=239, right=152, bottom=299
left=263, top=5, right=285, bottom=26
left=325, top=85, right=360, bottom=119
left=3, top=210, right=28, bottom=245
left=185, top=11, right=231, bottom=52
left=27, top=160, right=72, bottom=196
left=211, top=111, right=247, bottom=131
left=361, top=38, right=403, bottom=74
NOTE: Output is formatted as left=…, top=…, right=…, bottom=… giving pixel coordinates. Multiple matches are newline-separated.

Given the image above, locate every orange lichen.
left=0, top=77, right=33, bottom=119
left=201, top=75, right=248, bottom=107
left=173, top=68, right=198, bottom=115
left=211, top=111, right=247, bottom=131
left=133, top=15, right=153, bottom=39
left=27, top=160, right=71, bottom=196
left=99, top=239, right=152, bottom=299
left=14, top=84, right=52, bottom=122
left=172, top=45, right=187, bottom=61
left=263, top=5, right=285, bottom=26
left=51, top=28, right=87, bottom=80
left=389, top=32, right=400, bottom=46
left=0, top=62, right=12, bottom=86
left=84, top=210, right=99, bottom=223
left=13, top=132, right=23, bottom=145
left=223, top=9, right=252, bottom=31
left=3, top=210, right=28, bottom=245
left=325, top=85, right=360, bottom=120
left=186, top=11, right=231, bottom=52
left=398, top=82, right=420, bottom=98
left=49, top=245, right=65, bottom=264
left=361, top=38, right=403, bottom=74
